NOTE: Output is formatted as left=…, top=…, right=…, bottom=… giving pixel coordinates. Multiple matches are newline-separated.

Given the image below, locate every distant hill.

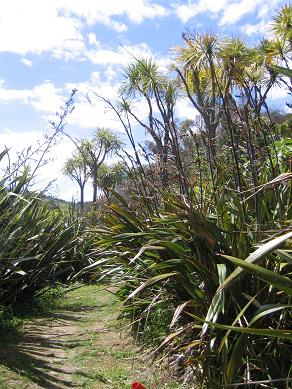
left=38, top=194, right=71, bottom=210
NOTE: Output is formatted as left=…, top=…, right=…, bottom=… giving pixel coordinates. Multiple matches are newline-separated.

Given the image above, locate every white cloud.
left=220, top=0, right=283, bottom=26
left=175, top=97, right=199, bottom=120
left=85, top=43, right=154, bottom=66
left=21, top=58, right=33, bottom=67
left=240, top=20, right=272, bottom=36
left=61, top=0, right=168, bottom=25
left=257, top=4, right=270, bottom=18
left=0, top=1, right=83, bottom=56
left=0, top=80, right=64, bottom=113
left=0, top=1, right=169, bottom=57
left=86, top=48, right=125, bottom=66
left=62, top=49, right=174, bottom=131
left=0, top=128, right=93, bottom=201
left=0, top=128, right=44, bottom=151
left=67, top=92, right=124, bottom=131
left=268, top=84, right=291, bottom=100
left=172, top=2, right=199, bottom=24
left=173, top=0, right=283, bottom=27
left=0, top=43, right=171, bottom=132
left=0, top=80, right=32, bottom=103
left=52, top=39, right=86, bottom=61
left=104, top=19, right=128, bottom=32
left=219, top=0, right=262, bottom=26
left=87, top=33, right=100, bottom=47
left=30, top=83, right=65, bottom=113
left=173, top=0, right=227, bottom=23
left=85, top=41, right=172, bottom=71
left=65, top=73, right=124, bottom=131
left=105, top=66, right=118, bottom=81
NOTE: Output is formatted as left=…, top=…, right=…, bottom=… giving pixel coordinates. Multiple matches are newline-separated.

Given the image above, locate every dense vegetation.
left=0, top=155, right=91, bottom=307
left=1, top=5, right=291, bottom=389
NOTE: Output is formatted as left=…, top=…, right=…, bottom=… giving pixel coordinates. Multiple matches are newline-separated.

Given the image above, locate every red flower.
left=131, top=381, right=147, bottom=389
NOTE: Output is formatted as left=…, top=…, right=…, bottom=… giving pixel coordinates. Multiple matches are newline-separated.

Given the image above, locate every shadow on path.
left=0, top=309, right=86, bottom=388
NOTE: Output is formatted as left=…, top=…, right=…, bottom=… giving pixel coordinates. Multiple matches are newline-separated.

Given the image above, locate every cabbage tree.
left=81, top=129, right=122, bottom=205
left=63, top=150, right=90, bottom=213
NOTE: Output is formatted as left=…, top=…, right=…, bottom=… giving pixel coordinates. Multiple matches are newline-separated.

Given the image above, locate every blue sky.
left=0, top=0, right=289, bottom=201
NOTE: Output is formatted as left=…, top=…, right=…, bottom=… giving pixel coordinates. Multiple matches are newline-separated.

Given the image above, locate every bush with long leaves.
left=88, top=194, right=291, bottom=387
left=0, top=153, right=91, bottom=306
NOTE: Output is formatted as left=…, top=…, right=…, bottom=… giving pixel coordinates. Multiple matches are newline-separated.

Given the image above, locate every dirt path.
left=0, top=285, right=178, bottom=389
left=0, top=310, right=82, bottom=388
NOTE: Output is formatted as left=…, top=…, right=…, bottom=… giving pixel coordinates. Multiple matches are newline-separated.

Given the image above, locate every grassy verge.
left=0, top=285, right=66, bottom=334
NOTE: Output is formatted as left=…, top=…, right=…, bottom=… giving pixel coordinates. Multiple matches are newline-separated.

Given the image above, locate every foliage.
left=88, top=193, right=291, bottom=386
left=0, top=153, right=91, bottom=307
left=97, top=162, right=127, bottom=196
left=0, top=285, right=66, bottom=334
left=80, top=4, right=292, bottom=388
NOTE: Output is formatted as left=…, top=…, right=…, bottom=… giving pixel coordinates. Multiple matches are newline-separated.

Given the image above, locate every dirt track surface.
left=0, top=286, right=180, bottom=389
left=0, top=286, right=152, bottom=389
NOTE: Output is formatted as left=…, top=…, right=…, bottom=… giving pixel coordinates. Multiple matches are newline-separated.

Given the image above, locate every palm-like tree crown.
left=272, top=4, right=292, bottom=44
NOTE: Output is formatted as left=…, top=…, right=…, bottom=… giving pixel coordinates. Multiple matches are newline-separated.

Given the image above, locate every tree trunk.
left=80, top=184, right=85, bottom=215
left=92, top=168, right=98, bottom=207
